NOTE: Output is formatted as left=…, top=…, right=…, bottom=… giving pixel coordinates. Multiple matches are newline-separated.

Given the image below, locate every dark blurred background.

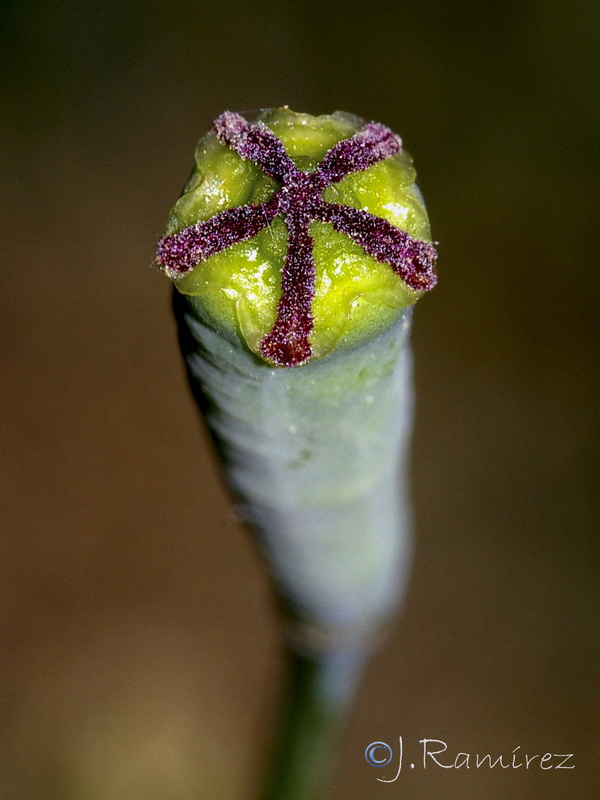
left=0, top=1, right=598, bottom=798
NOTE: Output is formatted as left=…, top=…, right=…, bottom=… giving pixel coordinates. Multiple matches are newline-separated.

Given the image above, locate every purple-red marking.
left=157, top=111, right=438, bottom=367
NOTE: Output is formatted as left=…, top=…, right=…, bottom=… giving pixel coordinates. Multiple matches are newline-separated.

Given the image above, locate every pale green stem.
left=173, top=291, right=414, bottom=799
left=261, top=646, right=369, bottom=800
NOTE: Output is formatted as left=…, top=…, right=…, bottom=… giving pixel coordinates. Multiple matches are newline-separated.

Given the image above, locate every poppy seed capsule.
left=158, top=108, right=437, bottom=649
left=158, top=107, right=436, bottom=368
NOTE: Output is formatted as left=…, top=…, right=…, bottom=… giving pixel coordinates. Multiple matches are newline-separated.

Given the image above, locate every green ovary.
left=310, top=223, right=421, bottom=358
left=167, top=108, right=432, bottom=363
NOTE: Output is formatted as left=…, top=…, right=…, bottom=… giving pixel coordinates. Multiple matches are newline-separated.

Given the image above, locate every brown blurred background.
left=0, top=1, right=598, bottom=798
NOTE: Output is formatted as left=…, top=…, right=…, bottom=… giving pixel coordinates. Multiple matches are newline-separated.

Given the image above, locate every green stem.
left=262, top=646, right=368, bottom=800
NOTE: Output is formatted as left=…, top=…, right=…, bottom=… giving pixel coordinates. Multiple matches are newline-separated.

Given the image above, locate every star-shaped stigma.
left=157, top=111, right=438, bottom=368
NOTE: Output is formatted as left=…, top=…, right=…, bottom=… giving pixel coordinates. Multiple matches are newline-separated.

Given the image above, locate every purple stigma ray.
left=157, top=111, right=438, bottom=367
left=212, top=111, right=299, bottom=184
left=314, top=202, right=437, bottom=292
left=315, top=122, right=402, bottom=188
left=157, top=198, right=280, bottom=275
